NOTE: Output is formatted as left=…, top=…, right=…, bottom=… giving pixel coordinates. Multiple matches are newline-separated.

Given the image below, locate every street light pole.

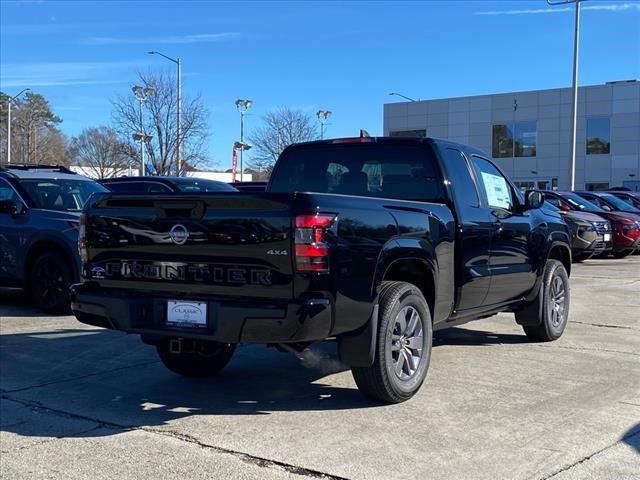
left=132, top=85, right=154, bottom=175
left=235, top=99, right=253, bottom=181
left=389, top=92, right=417, bottom=102
left=316, top=110, right=332, bottom=140
left=148, top=51, right=182, bottom=175
left=5, top=88, right=30, bottom=164
left=548, top=0, right=581, bottom=190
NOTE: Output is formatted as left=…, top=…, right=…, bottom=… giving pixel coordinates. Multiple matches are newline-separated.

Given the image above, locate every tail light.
left=78, top=214, right=88, bottom=264
left=294, top=213, right=337, bottom=273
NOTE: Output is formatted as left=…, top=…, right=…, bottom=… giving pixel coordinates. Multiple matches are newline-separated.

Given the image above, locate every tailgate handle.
left=154, top=201, right=206, bottom=219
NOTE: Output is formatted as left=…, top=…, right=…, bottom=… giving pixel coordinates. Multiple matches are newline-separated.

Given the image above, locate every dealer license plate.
left=166, top=301, right=207, bottom=328
left=604, top=233, right=611, bottom=242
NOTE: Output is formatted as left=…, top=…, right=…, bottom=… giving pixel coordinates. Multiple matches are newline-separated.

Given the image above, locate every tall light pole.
left=5, top=88, right=30, bottom=164
left=235, top=99, right=253, bottom=181
left=148, top=51, right=182, bottom=175
left=548, top=0, right=581, bottom=190
left=316, top=110, right=332, bottom=140
left=132, top=85, right=154, bottom=175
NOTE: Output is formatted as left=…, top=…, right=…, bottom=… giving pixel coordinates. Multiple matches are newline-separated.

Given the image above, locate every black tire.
left=156, top=339, right=235, bottom=378
left=29, top=251, right=73, bottom=314
left=612, top=250, right=631, bottom=259
left=520, top=260, right=570, bottom=342
left=352, top=281, right=432, bottom=403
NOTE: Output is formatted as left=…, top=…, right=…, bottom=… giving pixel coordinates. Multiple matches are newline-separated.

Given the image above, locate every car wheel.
left=612, top=250, right=631, bottom=259
left=521, top=260, right=570, bottom=342
left=29, top=251, right=73, bottom=314
left=156, top=339, right=236, bottom=378
left=352, top=281, right=432, bottom=403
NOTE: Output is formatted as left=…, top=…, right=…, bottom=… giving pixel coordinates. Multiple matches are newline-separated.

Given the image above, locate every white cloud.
left=0, top=61, right=135, bottom=88
left=84, top=32, right=240, bottom=46
left=473, top=2, right=640, bottom=16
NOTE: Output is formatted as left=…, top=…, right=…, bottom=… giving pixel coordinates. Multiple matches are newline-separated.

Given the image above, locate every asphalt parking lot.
left=1, top=257, right=639, bottom=480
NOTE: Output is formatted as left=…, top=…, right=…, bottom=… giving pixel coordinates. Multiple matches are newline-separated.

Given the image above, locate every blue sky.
left=1, top=0, right=639, bottom=170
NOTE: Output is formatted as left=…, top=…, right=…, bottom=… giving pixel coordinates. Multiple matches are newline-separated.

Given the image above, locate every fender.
left=522, top=234, right=571, bottom=305
left=338, top=242, right=440, bottom=368
left=23, top=231, right=80, bottom=284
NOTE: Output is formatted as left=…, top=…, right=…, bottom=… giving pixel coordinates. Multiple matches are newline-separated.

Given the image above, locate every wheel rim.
left=34, top=260, right=65, bottom=307
left=548, top=273, right=566, bottom=328
left=390, top=306, right=424, bottom=380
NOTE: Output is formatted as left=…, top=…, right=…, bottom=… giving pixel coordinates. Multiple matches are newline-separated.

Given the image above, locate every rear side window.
left=442, top=148, right=479, bottom=208
left=470, top=156, right=513, bottom=211
left=270, top=143, right=444, bottom=202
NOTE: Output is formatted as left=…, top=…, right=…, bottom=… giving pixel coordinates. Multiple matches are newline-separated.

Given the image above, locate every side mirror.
left=524, top=190, right=545, bottom=210
left=0, top=199, right=18, bottom=215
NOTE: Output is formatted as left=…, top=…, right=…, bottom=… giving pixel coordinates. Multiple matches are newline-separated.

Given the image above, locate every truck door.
left=441, top=148, right=492, bottom=310
left=0, top=179, right=27, bottom=286
left=468, top=155, right=536, bottom=306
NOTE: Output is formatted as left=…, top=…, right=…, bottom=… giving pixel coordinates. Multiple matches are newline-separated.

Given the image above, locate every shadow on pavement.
left=622, top=423, right=640, bottom=454
left=0, top=322, right=530, bottom=441
left=0, top=289, right=58, bottom=318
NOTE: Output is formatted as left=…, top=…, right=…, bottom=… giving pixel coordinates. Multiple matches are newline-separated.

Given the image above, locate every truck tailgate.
left=83, top=193, right=296, bottom=299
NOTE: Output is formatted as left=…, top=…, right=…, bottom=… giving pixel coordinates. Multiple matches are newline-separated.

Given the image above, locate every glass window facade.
left=389, top=130, right=427, bottom=138
left=586, top=118, right=610, bottom=155
left=492, top=122, right=536, bottom=158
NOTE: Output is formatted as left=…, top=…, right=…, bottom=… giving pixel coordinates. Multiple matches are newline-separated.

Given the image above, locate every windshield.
left=174, top=178, right=238, bottom=193
left=599, top=193, right=640, bottom=213
left=20, top=179, right=108, bottom=211
left=562, top=192, right=604, bottom=212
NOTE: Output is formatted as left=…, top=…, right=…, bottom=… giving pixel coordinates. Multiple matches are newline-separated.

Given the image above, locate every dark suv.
left=0, top=165, right=108, bottom=312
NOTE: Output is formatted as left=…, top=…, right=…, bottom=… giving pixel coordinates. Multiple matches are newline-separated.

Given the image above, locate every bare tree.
left=248, top=107, right=318, bottom=178
left=1, top=91, right=66, bottom=165
left=70, top=126, right=130, bottom=179
left=111, top=69, right=210, bottom=176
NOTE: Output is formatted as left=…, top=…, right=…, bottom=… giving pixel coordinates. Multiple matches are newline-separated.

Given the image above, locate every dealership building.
left=383, top=80, right=640, bottom=191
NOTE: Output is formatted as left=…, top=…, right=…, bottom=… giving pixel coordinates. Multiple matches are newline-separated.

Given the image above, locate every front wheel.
left=352, top=281, right=432, bottom=403
left=612, top=250, right=631, bottom=259
left=519, top=260, right=570, bottom=342
left=156, top=339, right=236, bottom=377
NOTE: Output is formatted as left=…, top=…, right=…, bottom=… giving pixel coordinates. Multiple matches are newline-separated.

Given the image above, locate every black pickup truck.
left=71, top=137, right=572, bottom=403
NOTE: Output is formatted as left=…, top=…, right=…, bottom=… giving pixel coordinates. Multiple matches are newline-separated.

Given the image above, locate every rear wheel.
left=156, top=339, right=235, bottom=377
left=352, top=281, right=432, bottom=403
left=519, top=260, right=570, bottom=342
left=29, top=251, right=73, bottom=314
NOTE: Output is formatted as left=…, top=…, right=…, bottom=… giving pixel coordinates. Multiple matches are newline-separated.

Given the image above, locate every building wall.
left=383, top=81, right=640, bottom=190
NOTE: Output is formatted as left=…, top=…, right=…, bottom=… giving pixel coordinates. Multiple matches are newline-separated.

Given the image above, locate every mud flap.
left=337, top=304, right=379, bottom=367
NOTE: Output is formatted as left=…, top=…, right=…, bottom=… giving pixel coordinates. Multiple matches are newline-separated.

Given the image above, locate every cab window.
left=470, top=156, right=513, bottom=211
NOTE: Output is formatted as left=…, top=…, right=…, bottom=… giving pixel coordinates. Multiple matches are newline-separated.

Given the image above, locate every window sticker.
left=481, top=172, right=511, bottom=209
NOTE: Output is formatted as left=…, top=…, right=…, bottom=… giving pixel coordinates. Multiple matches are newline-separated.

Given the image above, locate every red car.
left=544, top=191, right=640, bottom=258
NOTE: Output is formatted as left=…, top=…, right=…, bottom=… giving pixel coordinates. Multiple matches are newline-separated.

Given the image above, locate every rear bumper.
left=69, top=283, right=334, bottom=344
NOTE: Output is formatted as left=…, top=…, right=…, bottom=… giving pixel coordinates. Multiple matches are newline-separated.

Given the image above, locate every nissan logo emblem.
left=169, top=224, right=189, bottom=245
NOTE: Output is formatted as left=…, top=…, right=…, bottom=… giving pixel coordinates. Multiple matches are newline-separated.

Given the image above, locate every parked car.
left=0, top=164, right=108, bottom=312
left=99, top=176, right=238, bottom=193
left=543, top=191, right=640, bottom=258
left=606, top=191, right=640, bottom=210
left=575, top=191, right=640, bottom=216
left=231, top=181, right=268, bottom=192
left=542, top=202, right=612, bottom=261
left=71, top=137, right=572, bottom=403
